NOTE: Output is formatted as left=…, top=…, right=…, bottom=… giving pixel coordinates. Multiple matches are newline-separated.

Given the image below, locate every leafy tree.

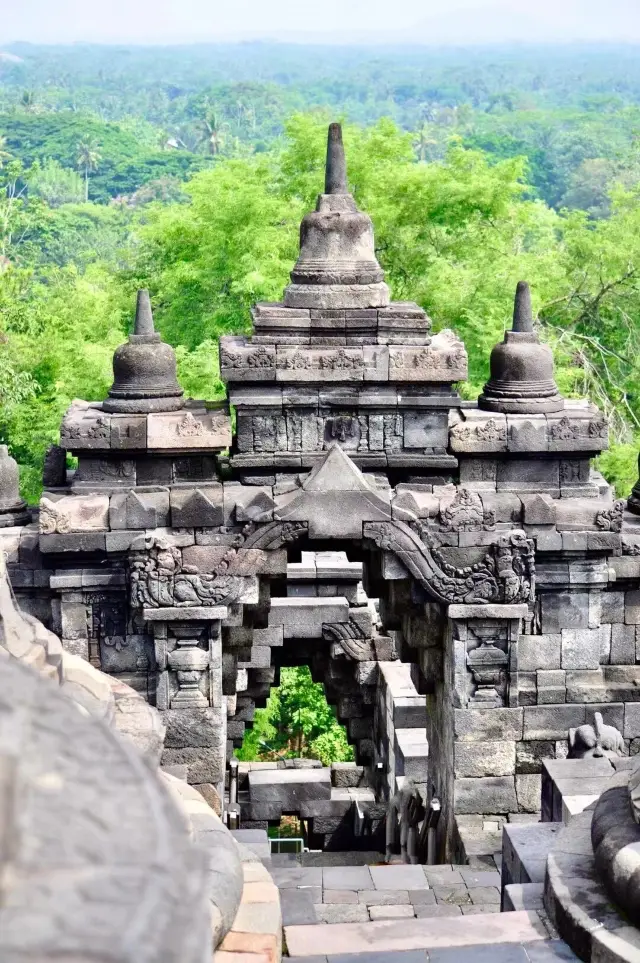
left=27, top=158, right=85, bottom=207
left=236, top=667, right=354, bottom=764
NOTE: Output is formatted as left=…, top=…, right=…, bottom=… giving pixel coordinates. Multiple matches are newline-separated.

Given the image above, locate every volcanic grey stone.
left=479, top=281, right=563, bottom=415
left=454, top=776, right=518, bottom=814
left=248, top=768, right=331, bottom=812
left=104, top=290, right=184, bottom=413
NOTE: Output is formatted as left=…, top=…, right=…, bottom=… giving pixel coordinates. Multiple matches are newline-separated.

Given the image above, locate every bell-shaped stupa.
left=104, top=290, right=183, bottom=413
left=283, top=123, right=390, bottom=310
left=478, top=281, right=563, bottom=414
left=0, top=445, right=30, bottom=528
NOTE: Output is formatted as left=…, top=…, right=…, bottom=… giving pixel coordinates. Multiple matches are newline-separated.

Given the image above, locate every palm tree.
left=75, top=140, right=101, bottom=202
left=0, top=136, right=12, bottom=170
left=200, top=111, right=228, bottom=156
left=413, top=124, right=438, bottom=163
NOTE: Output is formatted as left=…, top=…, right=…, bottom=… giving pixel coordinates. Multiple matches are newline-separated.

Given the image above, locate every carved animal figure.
left=568, top=711, right=625, bottom=760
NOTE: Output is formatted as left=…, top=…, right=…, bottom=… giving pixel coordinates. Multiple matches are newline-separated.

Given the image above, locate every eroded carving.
left=595, top=500, right=625, bottom=533
left=364, top=521, right=534, bottom=605
left=568, top=711, right=625, bottom=760
left=439, top=488, right=495, bottom=532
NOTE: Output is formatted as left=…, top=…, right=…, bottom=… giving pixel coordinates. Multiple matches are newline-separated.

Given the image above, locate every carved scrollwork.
left=323, top=619, right=376, bottom=660
left=595, top=500, right=625, bottom=533
left=129, top=538, right=247, bottom=608
left=439, top=488, right=496, bottom=532
left=363, top=520, right=534, bottom=605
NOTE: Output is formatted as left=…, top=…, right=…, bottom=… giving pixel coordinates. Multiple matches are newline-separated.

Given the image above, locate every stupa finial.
left=512, top=280, right=534, bottom=333
left=134, top=289, right=156, bottom=338
left=325, top=123, right=348, bottom=195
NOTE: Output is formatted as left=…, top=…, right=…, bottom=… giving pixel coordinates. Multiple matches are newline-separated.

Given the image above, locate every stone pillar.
left=145, top=605, right=228, bottom=811
left=431, top=603, right=528, bottom=859
left=448, top=603, right=528, bottom=819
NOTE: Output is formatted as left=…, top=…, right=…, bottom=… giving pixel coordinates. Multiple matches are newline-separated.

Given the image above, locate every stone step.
left=287, top=941, right=579, bottom=962
left=285, top=909, right=550, bottom=957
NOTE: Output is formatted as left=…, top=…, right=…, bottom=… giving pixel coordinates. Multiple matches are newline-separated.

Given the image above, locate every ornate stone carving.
left=439, top=488, right=496, bottom=532
left=323, top=618, right=376, bottom=660
left=568, top=712, right=625, bottom=759
left=177, top=412, right=205, bottom=437
left=220, top=344, right=273, bottom=369
left=450, top=418, right=506, bottom=443
left=595, top=500, right=625, bottom=533
left=327, top=415, right=359, bottom=444
left=60, top=414, right=110, bottom=445
left=364, top=520, right=534, bottom=605
left=319, top=348, right=365, bottom=371
left=467, top=640, right=508, bottom=707
left=549, top=416, right=608, bottom=441
left=130, top=538, right=246, bottom=608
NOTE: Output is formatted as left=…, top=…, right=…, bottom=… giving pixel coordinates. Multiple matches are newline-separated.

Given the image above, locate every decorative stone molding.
left=364, top=520, right=535, bottom=605
left=438, top=488, right=496, bottom=532
left=595, top=500, right=625, bottom=533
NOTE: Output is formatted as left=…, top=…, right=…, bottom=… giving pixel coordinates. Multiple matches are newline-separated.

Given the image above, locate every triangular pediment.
left=274, top=444, right=391, bottom=538
left=302, top=443, right=378, bottom=494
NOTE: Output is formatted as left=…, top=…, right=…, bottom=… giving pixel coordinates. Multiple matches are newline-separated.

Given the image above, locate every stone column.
left=448, top=603, right=528, bottom=818
left=145, top=605, right=228, bottom=813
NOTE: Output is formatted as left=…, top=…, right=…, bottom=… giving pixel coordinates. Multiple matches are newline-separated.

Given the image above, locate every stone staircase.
left=232, top=833, right=580, bottom=963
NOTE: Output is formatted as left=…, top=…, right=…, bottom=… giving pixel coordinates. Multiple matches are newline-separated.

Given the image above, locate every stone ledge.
left=544, top=808, right=639, bottom=963
left=448, top=603, right=530, bottom=620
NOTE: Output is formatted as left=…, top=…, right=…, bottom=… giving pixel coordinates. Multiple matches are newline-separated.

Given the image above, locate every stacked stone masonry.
left=4, top=123, right=640, bottom=864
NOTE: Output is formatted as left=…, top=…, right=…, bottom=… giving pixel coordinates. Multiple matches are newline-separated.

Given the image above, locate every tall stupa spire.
left=283, top=122, right=390, bottom=310
left=325, top=122, right=348, bottom=195
left=512, top=280, right=534, bottom=334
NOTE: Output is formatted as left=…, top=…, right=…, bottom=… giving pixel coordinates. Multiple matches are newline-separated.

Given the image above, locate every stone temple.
left=2, top=123, right=640, bottom=962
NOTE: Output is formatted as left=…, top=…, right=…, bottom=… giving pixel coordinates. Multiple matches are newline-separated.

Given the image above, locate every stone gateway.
left=3, top=124, right=640, bottom=869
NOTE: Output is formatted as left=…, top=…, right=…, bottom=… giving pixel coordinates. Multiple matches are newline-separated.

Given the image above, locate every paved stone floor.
left=287, top=944, right=579, bottom=963
left=274, top=862, right=505, bottom=924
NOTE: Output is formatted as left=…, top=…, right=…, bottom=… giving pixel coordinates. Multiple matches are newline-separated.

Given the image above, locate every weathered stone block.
left=523, top=705, right=586, bottom=740
left=518, top=634, right=561, bottom=671
left=147, top=409, right=231, bottom=450
left=454, top=776, right=518, bottom=814
left=515, top=774, right=541, bottom=813
left=601, top=591, right=625, bottom=624
left=610, top=623, right=636, bottom=665
left=454, top=741, right=516, bottom=778
left=516, top=741, right=555, bottom=774
left=540, top=592, right=589, bottom=632
left=454, top=708, right=524, bottom=742
left=40, top=493, right=109, bottom=534
left=561, top=627, right=605, bottom=670
left=170, top=487, right=223, bottom=527
left=268, top=596, right=349, bottom=639
left=163, top=707, right=224, bottom=749
left=625, top=589, right=640, bottom=624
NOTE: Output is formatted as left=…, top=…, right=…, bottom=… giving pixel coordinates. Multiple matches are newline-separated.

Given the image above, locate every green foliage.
left=236, top=667, right=354, bottom=764
left=27, top=158, right=85, bottom=207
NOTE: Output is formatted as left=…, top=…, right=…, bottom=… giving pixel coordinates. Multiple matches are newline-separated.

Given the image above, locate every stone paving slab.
left=324, top=889, right=359, bottom=904
left=272, top=867, right=323, bottom=889
left=328, top=952, right=429, bottom=963
left=286, top=946, right=578, bottom=963
left=285, top=910, right=549, bottom=956
left=360, top=890, right=411, bottom=906
left=370, top=865, right=429, bottom=891
left=316, top=904, right=370, bottom=924
left=415, top=904, right=462, bottom=918
left=279, top=888, right=317, bottom=926
left=369, top=905, right=416, bottom=920
left=323, top=866, right=375, bottom=890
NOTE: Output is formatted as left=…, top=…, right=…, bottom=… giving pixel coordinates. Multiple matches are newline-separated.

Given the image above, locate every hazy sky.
left=3, top=0, right=640, bottom=46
